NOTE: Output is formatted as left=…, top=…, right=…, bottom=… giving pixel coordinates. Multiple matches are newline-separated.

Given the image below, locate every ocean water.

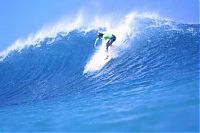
left=0, top=15, right=199, bottom=131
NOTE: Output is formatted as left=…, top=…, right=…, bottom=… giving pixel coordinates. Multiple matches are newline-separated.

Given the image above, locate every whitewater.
left=0, top=12, right=199, bottom=131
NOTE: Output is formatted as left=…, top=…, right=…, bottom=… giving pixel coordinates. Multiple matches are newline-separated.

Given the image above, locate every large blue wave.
left=0, top=17, right=199, bottom=131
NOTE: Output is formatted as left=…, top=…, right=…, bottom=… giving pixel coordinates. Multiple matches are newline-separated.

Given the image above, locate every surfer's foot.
left=105, top=55, right=109, bottom=60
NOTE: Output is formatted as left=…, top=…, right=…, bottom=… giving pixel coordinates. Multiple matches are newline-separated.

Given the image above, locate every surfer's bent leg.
left=106, top=35, right=116, bottom=51
left=106, top=40, right=112, bottom=52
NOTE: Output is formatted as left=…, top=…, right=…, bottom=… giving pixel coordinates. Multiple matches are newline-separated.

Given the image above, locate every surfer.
left=93, top=33, right=116, bottom=53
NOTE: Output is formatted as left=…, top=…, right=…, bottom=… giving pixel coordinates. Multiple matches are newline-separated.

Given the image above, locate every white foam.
left=84, top=44, right=110, bottom=73
left=0, top=12, right=84, bottom=61
left=83, top=13, right=138, bottom=73
left=0, top=11, right=168, bottom=61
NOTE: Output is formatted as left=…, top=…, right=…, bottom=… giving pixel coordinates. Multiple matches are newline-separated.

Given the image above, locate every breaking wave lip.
left=0, top=11, right=173, bottom=61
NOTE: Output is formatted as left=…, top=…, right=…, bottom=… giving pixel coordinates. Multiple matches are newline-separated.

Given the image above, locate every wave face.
left=0, top=16, right=199, bottom=131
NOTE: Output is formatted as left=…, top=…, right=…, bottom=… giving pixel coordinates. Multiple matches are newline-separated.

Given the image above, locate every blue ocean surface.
left=0, top=16, right=199, bottom=131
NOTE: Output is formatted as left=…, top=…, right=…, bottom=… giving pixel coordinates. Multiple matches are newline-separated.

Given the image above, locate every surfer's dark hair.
left=97, top=33, right=103, bottom=37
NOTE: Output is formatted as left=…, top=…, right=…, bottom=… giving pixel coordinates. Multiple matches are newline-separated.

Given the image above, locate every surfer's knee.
left=109, top=35, right=116, bottom=45
left=112, top=34, right=116, bottom=42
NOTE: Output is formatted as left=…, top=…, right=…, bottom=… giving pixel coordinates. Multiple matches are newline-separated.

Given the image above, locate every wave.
left=0, top=12, right=199, bottom=106
left=0, top=12, right=199, bottom=131
left=0, top=12, right=167, bottom=60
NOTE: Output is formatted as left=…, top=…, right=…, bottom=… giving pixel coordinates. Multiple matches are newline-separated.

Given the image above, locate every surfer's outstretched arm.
left=94, top=38, right=100, bottom=48
left=93, top=43, right=96, bottom=48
